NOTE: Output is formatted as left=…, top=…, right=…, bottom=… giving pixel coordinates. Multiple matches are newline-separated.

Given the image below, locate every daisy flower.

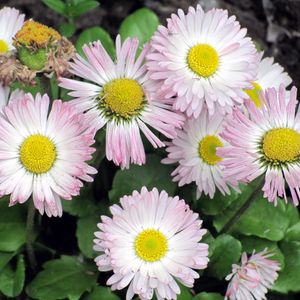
left=218, top=85, right=300, bottom=206
left=225, top=249, right=280, bottom=300
left=94, top=187, right=209, bottom=300
left=163, top=109, right=237, bottom=198
left=0, top=7, right=25, bottom=55
left=0, top=93, right=97, bottom=217
left=147, top=5, right=258, bottom=118
left=245, top=54, right=292, bottom=107
left=59, top=36, right=184, bottom=169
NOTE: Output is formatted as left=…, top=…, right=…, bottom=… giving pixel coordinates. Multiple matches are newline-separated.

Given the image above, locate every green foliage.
left=59, top=22, right=76, bottom=37
left=83, top=286, right=121, bottom=300
left=198, top=185, right=247, bottom=216
left=213, top=193, right=298, bottom=241
left=76, top=213, right=100, bottom=259
left=193, top=293, right=223, bottom=300
left=177, top=284, right=193, bottom=300
left=76, top=27, right=115, bottom=59
left=208, top=234, right=242, bottom=279
left=109, top=154, right=177, bottom=202
left=42, top=0, right=99, bottom=20
left=119, top=8, right=159, bottom=47
left=272, top=241, right=300, bottom=293
left=0, top=200, right=27, bottom=252
left=26, top=256, right=98, bottom=300
left=0, top=255, right=25, bottom=297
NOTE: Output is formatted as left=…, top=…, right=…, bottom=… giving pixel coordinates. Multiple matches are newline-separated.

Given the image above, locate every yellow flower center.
left=14, top=20, right=61, bottom=47
left=0, top=39, right=9, bottom=54
left=134, top=229, right=168, bottom=262
left=20, top=134, right=57, bottom=174
left=263, top=128, right=300, bottom=163
left=187, top=44, right=219, bottom=78
left=102, top=78, right=144, bottom=117
left=244, top=82, right=263, bottom=108
left=199, top=135, right=223, bottom=165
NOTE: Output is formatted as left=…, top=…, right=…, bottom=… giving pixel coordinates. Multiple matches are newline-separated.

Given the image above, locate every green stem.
left=26, top=201, right=37, bottom=271
left=220, top=180, right=264, bottom=234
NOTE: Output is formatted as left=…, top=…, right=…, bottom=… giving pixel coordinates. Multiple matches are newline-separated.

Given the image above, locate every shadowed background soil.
left=2, top=0, right=300, bottom=88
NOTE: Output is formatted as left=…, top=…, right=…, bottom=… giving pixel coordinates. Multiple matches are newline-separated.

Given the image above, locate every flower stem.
left=26, top=201, right=37, bottom=271
left=220, top=181, right=264, bottom=234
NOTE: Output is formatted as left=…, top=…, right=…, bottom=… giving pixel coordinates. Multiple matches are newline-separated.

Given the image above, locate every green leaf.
left=11, top=77, right=44, bottom=96
left=0, top=252, right=16, bottom=272
left=71, top=1, right=99, bottom=19
left=208, top=234, right=242, bottom=279
left=109, top=154, right=177, bottom=203
left=214, top=194, right=299, bottom=241
left=198, top=185, right=248, bottom=216
left=76, top=213, right=100, bottom=259
left=240, top=236, right=285, bottom=269
left=76, top=27, right=115, bottom=59
left=119, top=8, right=159, bottom=47
left=42, top=0, right=66, bottom=15
left=193, top=292, right=223, bottom=300
left=59, top=22, right=76, bottom=37
left=63, top=187, right=100, bottom=217
left=0, top=199, right=27, bottom=252
left=0, top=255, right=25, bottom=297
left=83, top=286, right=121, bottom=300
left=284, top=221, right=300, bottom=242
left=26, top=256, right=98, bottom=300
left=272, top=241, right=300, bottom=293
left=177, top=284, right=193, bottom=300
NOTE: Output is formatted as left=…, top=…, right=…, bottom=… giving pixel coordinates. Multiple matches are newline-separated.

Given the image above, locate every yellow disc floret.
left=20, top=134, right=57, bottom=174
left=199, top=135, right=224, bottom=165
left=135, top=229, right=168, bottom=262
left=263, top=128, right=300, bottom=163
left=102, top=78, right=144, bottom=117
left=0, top=39, right=9, bottom=54
left=14, top=20, right=61, bottom=47
left=187, top=44, right=219, bottom=78
left=244, top=82, right=263, bottom=108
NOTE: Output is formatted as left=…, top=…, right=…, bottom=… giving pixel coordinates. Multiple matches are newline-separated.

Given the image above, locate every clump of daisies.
left=59, top=35, right=184, bottom=169
left=225, top=250, right=280, bottom=300
left=94, top=187, right=209, bottom=300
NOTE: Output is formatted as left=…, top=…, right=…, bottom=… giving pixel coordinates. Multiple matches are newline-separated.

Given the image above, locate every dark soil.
left=2, top=0, right=300, bottom=88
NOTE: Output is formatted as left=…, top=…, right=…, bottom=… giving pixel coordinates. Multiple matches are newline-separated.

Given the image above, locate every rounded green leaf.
left=272, top=241, right=300, bottom=293
left=0, top=200, right=27, bottom=252
left=284, top=221, right=300, bottom=242
left=193, top=292, right=223, bottom=300
left=26, top=256, right=97, bottom=300
left=109, top=154, right=177, bottom=203
left=119, top=8, right=159, bottom=46
left=198, top=185, right=249, bottom=216
left=83, top=286, right=121, bottom=300
left=208, top=234, right=242, bottom=279
left=0, top=255, right=25, bottom=297
left=76, top=213, right=100, bottom=259
left=214, top=194, right=299, bottom=241
left=76, top=27, right=115, bottom=59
